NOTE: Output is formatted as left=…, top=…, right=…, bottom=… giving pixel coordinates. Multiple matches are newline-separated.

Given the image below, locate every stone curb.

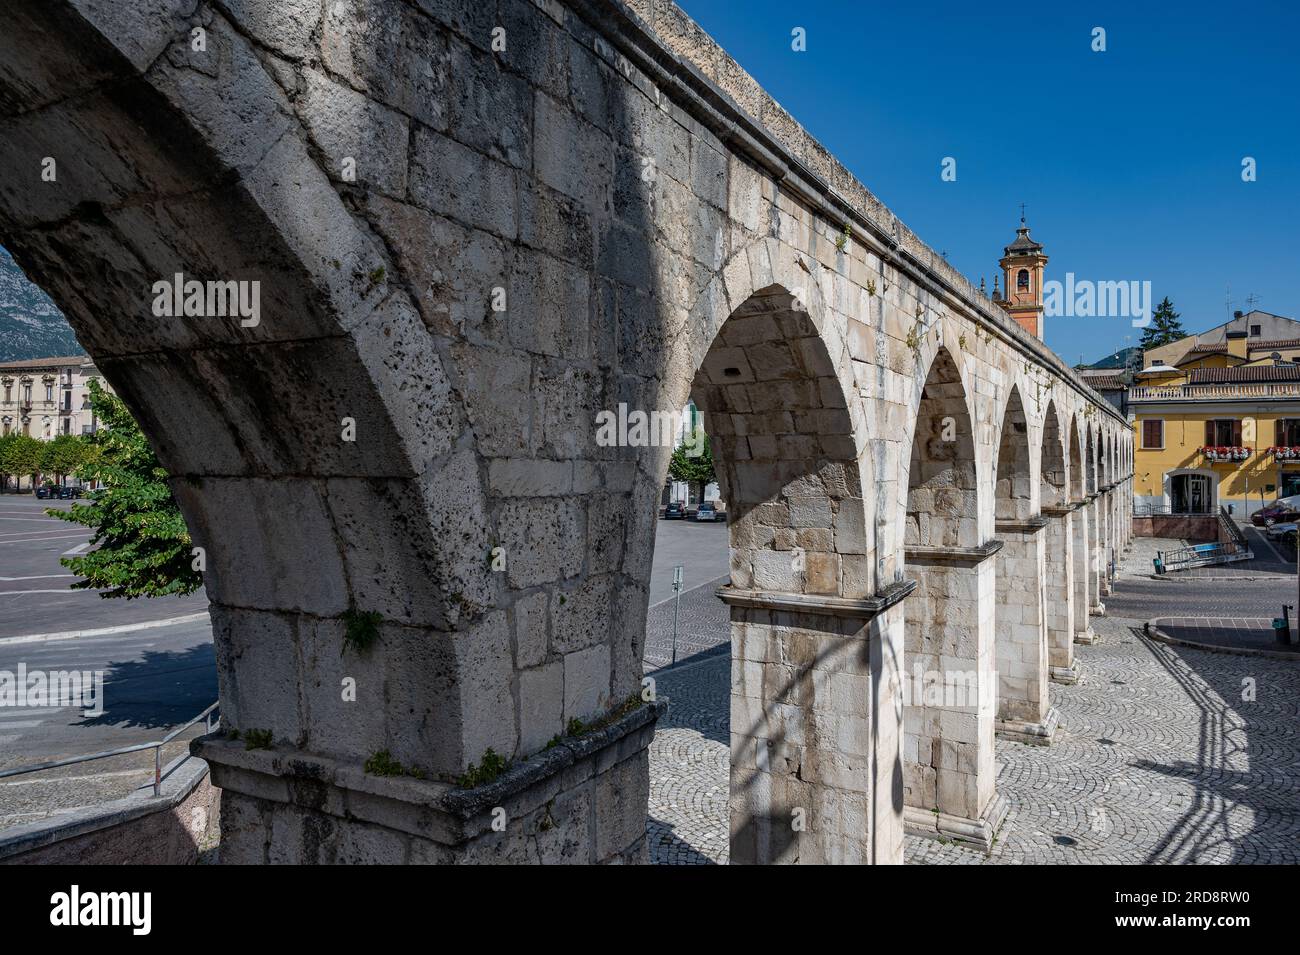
left=1145, top=573, right=1293, bottom=583
left=0, top=753, right=208, bottom=861
left=1144, top=618, right=1300, bottom=661
left=0, top=611, right=210, bottom=646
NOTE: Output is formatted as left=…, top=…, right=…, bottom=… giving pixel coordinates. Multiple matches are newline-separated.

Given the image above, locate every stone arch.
left=994, top=385, right=1033, bottom=521
left=899, top=345, right=1003, bottom=849
left=687, top=273, right=895, bottom=864
left=0, top=0, right=519, bottom=796
left=993, top=385, right=1053, bottom=742
left=1040, top=401, right=1076, bottom=685
left=1040, top=401, right=1067, bottom=509
left=903, top=346, right=979, bottom=549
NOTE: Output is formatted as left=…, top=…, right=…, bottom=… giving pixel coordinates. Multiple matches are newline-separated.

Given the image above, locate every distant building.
left=1131, top=325, right=1300, bottom=516
left=1144, top=309, right=1300, bottom=369
left=0, top=355, right=109, bottom=439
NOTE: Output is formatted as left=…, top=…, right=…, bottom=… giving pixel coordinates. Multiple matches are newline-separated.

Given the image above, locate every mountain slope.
left=0, top=245, right=84, bottom=362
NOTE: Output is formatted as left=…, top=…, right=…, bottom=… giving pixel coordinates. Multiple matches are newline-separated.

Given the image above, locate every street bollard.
left=671, top=564, right=684, bottom=665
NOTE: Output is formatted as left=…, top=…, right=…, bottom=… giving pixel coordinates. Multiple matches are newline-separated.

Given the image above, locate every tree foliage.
left=0, top=432, right=43, bottom=489
left=1138, top=297, right=1187, bottom=351
left=41, top=433, right=89, bottom=483
left=667, top=428, right=716, bottom=501
left=48, top=380, right=201, bottom=599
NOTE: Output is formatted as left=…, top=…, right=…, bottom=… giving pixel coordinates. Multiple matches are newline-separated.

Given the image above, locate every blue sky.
left=679, top=0, right=1300, bottom=366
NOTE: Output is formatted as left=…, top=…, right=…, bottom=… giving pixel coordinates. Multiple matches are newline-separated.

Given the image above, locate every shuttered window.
left=1277, top=419, right=1300, bottom=446
left=1142, top=419, right=1163, bottom=449
left=1204, top=419, right=1241, bottom=446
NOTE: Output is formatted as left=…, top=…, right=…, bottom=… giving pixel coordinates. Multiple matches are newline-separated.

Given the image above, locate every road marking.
left=0, top=517, right=65, bottom=522
left=0, top=720, right=43, bottom=729
left=61, top=542, right=91, bottom=556
left=0, top=534, right=90, bottom=545
left=0, top=589, right=103, bottom=596
left=0, top=708, right=66, bottom=717
left=0, top=574, right=75, bottom=581
left=0, top=611, right=211, bottom=646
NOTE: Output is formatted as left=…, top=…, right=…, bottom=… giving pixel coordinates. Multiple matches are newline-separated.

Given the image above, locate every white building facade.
left=0, top=355, right=109, bottom=439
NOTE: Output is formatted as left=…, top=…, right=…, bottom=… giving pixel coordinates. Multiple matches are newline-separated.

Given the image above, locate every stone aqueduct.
left=0, top=0, right=1133, bottom=863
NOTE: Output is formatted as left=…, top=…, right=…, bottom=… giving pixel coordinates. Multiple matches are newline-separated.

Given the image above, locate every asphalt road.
left=647, top=514, right=729, bottom=606
left=0, top=494, right=215, bottom=829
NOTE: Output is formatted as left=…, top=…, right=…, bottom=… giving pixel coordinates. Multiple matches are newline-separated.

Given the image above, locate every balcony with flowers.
left=1199, top=445, right=1251, bottom=463
left=1265, top=446, right=1300, bottom=461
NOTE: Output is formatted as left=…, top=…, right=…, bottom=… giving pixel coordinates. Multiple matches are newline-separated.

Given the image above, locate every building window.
left=2, top=384, right=8, bottom=402
left=1204, top=419, right=1242, bottom=447
left=1141, top=419, right=1164, bottom=449
left=1276, top=420, right=1300, bottom=447
left=1250, top=324, right=1262, bottom=336
left=1017, top=268, right=1030, bottom=291
left=21, top=384, right=31, bottom=404
left=45, top=383, right=53, bottom=401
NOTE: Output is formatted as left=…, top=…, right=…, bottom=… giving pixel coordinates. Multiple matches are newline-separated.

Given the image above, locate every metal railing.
left=1155, top=506, right=1253, bottom=572
left=0, top=701, right=219, bottom=797
left=1134, top=503, right=1216, bottom=516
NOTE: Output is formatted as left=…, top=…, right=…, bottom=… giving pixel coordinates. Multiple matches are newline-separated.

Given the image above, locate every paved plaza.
left=645, top=528, right=1300, bottom=865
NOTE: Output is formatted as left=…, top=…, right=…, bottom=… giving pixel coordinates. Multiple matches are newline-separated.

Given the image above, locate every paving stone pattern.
left=646, top=573, right=1300, bottom=865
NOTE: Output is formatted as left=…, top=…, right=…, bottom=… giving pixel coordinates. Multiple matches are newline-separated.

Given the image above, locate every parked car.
left=663, top=501, right=686, bottom=520
left=1252, top=501, right=1300, bottom=527
left=695, top=501, right=719, bottom=522
left=57, top=486, right=83, bottom=500
left=34, top=485, right=53, bottom=500
left=1265, top=521, right=1298, bottom=541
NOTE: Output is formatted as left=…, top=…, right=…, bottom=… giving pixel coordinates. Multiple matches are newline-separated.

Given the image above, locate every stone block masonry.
left=0, top=0, right=1131, bottom=862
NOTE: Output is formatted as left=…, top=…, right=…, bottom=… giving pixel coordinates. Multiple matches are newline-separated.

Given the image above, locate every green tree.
left=0, top=433, right=44, bottom=491
left=1138, top=297, right=1187, bottom=350
left=41, top=433, right=88, bottom=485
left=48, top=380, right=201, bottom=599
left=667, top=427, right=716, bottom=506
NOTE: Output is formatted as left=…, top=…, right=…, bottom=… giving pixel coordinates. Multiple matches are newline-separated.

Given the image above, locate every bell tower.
left=997, top=211, right=1048, bottom=339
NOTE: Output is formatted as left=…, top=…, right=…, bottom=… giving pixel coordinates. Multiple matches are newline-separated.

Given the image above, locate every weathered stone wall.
left=0, top=0, right=1132, bottom=863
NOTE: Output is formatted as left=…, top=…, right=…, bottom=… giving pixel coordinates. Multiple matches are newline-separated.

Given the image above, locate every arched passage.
left=993, top=387, right=1055, bottom=743
left=900, top=347, right=1004, bottom=849
left=700, top=282, right=894, bottom=865
left=1039, top=401, right=1077, bottom=685
left=1071, top=420, right=1096, bottom=647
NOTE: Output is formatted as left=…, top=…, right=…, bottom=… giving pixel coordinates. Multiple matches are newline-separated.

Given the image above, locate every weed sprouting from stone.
left=458, top=748, right=509, bottom=788
left=341, top=608, right=382, bottom=655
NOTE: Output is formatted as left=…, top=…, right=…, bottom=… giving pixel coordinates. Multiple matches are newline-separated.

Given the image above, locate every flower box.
left=1266, top=446, right=1300, bottom=460
left=1200, top=445, right=1251, bottom=462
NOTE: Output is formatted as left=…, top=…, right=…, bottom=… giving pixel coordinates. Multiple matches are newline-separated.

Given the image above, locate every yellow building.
left=1132, top=329, right=1300, bottom=516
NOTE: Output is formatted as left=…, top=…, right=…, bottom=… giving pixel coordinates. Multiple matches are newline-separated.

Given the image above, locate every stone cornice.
left=193, top=699, right=666, bottom=839
left=995, top=517, right=1050, bottom=535
left=569, top=0, right=1128, bottom=428
left=716, top=579, right=917, bottom=618
left=904, top=540, right=1004, bottom=566
left=1042, top=502, right=1083, bottom=516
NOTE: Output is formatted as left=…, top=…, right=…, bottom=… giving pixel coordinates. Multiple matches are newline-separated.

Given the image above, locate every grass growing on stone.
left=544, top=693, right=647, bottom=752
left=341, top=608, right=382, bottom=655
left=458, top=748, right=509, bottom=788
left=363, top=749, right=427, bottom=780
left=243, top=729, right=273, bottom=750
left=364, top=749, right=406, bottom=777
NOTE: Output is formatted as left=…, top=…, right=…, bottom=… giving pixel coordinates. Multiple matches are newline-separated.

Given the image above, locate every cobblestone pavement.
left=643, top=576, right=730, bottom=670
left=645, top=563, right=1300, bottom=865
